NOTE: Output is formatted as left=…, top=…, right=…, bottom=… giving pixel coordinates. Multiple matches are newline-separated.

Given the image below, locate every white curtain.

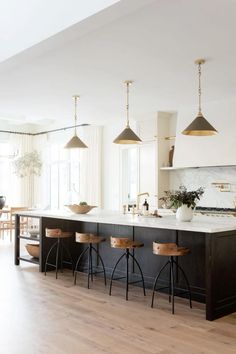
left=32, top=134, right=48, bottom=208
left=79, top=126, right=102, bottom=207
left=9, top=134, right=34, bottom=207
left=0, top=132, right=19, bottom=207
left=7, top=133, right=47, bottom=208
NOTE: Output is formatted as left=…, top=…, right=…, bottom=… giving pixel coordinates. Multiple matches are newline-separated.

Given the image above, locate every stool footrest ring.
left=74, top=269, right=104, bottom=276
left=74, top=242, right=106, bottom=288
left=112, top=276, right=126, bottom=281
left=45, top=263, right=57, bottom=268
left=129, top=280, right=143, bottom=285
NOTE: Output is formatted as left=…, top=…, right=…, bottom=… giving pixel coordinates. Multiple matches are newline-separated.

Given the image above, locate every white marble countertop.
left=15, top=209, right=236, bottom=234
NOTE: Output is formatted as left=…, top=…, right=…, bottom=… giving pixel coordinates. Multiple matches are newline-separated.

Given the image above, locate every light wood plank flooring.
left=0, top=240, right=235, bottom=354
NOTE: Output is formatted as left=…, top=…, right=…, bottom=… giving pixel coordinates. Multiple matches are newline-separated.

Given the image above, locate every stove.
left=195, top=207, right=236, bottom=217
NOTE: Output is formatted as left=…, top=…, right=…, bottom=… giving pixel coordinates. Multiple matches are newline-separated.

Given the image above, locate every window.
left=45, top=144, right=81, bottom=209
left=0, top=141, right=20, bottom=205
left=121, top=141, right=157, bottom=209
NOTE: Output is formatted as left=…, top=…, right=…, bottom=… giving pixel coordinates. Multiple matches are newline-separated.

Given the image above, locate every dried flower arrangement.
left=13, top=150, right=42, bottom=178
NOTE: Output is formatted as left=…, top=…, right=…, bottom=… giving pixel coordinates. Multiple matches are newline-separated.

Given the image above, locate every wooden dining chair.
left=1, top=207, right=29, bottom=242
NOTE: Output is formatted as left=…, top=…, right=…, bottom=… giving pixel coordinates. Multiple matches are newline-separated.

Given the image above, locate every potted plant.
left=159, top=185, right=204, bottom=222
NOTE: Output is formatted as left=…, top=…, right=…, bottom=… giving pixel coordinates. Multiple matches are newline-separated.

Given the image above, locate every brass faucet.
left=136, top=192, right=149, bottom=212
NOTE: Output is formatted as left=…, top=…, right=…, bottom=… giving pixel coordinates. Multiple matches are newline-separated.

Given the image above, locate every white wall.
left=160, top=97, right=236, bottom=208
left=174, top=97, right=236, bottom=167
left=169, top=166, right=236, bottom=208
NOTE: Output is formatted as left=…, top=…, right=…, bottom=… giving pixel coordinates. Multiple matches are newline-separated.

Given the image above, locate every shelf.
left=19, top=255, right=39, bottom=265
left=18, top=235, right=40, bottom=242
left=160, top=164, right=236, bottom=171
left=160, top=166, right=199, bottom=170
left=160, top=167, right=176, bottom=170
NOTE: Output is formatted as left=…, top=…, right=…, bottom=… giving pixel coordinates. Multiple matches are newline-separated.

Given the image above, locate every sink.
left=138, top=214, right=160, bottom=218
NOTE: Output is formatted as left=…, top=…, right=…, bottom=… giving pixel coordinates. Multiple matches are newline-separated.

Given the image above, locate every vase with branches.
left=160, top=185, right=204, bottom=221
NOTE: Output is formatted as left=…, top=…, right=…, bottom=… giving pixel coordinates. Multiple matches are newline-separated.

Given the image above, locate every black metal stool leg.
left=126, top=249, right=129, bottom=301
left=74, top=247, right=89, bottom=285
left=87, top=244, right=91, bottom=289
left=151, top=260, right=170, bottom=308
left=92, top=246, right=107, bottom=286
left=44, top=240, right=58, bottom=276
left=173, top=259, right=192, bottom=309
left=60, top=240, right=63, bottom=273
left=129, top=252, right=146, bottom=296
left=89, top=244, right=93, bottom=283
left=169, top=265, right=171, bottom=303
left=170, top=257, right=175, bottom=314
left=61, top=240, right=74, bottom=274
left=55, top=238, right=60, bottom=279
left=109, top=252, right=126, bottom=296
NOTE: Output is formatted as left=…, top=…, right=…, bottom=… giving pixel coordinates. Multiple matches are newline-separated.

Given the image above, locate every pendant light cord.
left=74, top=96, right=78, bottom=135
left=126, top=82, right=130, bottom=127
left=198, top=62, right=202, bottom=115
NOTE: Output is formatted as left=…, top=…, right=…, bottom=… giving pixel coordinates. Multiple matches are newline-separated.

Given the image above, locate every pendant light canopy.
left=64, top=95, right=88, bottom=149
left=113, top=81, right=142, bottom=144
left=182, top=59, right=218, bottom=136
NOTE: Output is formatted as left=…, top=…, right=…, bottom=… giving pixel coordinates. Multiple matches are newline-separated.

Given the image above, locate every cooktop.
left=196, top=207, right=236, bottom=212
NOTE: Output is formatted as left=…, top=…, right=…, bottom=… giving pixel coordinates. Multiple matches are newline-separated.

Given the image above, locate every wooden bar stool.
left=44, top=228, right=74, bottom=279
left=109, top=237, right=146, bottom=300
left=74, top=233, right=106, bottom=289
left=151, top=242, right=192, bottom=314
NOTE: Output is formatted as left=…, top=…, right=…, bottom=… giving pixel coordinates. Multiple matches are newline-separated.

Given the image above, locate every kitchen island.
left=14, top=210, right=236, bottom=321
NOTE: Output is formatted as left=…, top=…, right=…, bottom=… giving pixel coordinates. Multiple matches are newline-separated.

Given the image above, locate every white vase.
left=176, top=204, right=193, bottom=222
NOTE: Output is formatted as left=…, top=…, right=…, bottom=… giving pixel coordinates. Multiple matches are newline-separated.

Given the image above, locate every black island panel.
left=14, top=214, right=236, bottom=321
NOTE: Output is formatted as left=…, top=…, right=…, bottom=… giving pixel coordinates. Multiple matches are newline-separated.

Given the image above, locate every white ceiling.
left=0, top=0, right=119, bottom=63
left=0, top=0, right=236, bottom=129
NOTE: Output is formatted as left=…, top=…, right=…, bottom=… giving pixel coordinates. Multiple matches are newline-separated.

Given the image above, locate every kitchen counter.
left=14, top=209, right=236, bottom=321
left=15, top=209, right=236, bottom=233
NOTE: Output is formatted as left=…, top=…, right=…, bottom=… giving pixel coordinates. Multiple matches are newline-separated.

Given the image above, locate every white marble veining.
left=169, top=166, right=236, bottom=208
left=17, top=209, right=236, bottom=233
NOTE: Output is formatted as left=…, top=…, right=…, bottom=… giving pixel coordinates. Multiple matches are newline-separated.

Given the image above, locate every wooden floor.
left=0, top=240, right=235, bottom=354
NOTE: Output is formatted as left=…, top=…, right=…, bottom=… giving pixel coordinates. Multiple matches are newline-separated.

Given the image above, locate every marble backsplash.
left=169, top=166, right=236, bottom=209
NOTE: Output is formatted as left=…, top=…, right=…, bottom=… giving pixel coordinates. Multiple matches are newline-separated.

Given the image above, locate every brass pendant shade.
left=182, top=112, right=218, bottom=136
left=182, top=59, right=218, bottom=136
left=113, top=81, right=142, bottom=144
left=64, top=135, right=88, bottom=148
left=64, top=95, right=88, bottom=149
left=113, top=125, right=142, bottom=144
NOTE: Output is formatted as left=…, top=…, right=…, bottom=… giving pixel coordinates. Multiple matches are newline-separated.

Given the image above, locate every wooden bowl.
left=25, top=243, right=40, bottom=258
left=65, top=204, right=96, bottom=214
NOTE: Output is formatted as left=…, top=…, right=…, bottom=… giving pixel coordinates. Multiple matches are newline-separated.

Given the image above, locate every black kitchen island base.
left=14, top=214, right=236, bottom=321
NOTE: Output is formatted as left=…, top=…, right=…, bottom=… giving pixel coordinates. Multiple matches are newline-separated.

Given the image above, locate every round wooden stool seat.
left=74, top=233, right=106, bottom=288
left=75, top=233, right=105, bottom=244
left=45, top=228, right=74, bottom=239
left=151, top=241, right=192, bottom=313
left=110, top=236, right=144, bottom=249
left=44, top=228, right=74, bottom=279
left=153, top=242, right=190, bottom=257
left=109, top=236, right=146, bottom=300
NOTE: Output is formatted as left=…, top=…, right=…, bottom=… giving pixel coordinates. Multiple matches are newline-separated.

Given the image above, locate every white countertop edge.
left=15, top=209, right=236, bottom=234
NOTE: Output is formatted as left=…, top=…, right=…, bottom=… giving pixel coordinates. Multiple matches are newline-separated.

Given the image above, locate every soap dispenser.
left=142, top=199, right=149, bottom=215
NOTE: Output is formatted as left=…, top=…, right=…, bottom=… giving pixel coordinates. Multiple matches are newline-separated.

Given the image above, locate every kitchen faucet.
left=136, top=192, right=149, bottom=212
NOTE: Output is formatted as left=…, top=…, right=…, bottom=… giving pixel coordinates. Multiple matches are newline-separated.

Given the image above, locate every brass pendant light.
left=182, top=59, right=218, bottom=136
left=113, top=80, right=142, bottom=144
left=64, top=95, right=88, bottom=149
